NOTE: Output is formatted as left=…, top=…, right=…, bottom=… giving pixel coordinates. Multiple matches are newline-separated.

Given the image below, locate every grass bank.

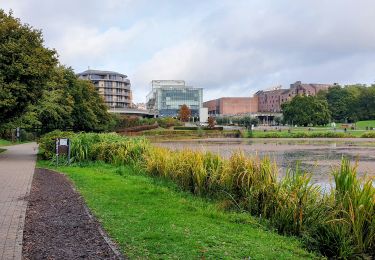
left=37, top=161, right=316, bottom=259
left=0, top=139, right=12, bottom=146
left=247, top=129, right=368, bottom=138
left=39, top=131, right=375, bottom=258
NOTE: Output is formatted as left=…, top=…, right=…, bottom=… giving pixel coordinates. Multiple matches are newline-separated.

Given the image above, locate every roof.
left=77, top=69, right=127, bottom=78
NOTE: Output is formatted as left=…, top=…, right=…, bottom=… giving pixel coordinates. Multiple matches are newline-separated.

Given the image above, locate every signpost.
left=56, top=138, right=71, bottom=166
left=16, top=127, right=20, bottom=142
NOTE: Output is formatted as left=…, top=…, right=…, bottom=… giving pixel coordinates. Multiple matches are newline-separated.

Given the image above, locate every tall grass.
left=39, top=132, right=374, bottom=258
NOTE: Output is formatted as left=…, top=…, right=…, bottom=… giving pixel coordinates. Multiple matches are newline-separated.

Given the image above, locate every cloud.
left=2, top=0, right=375, bottom=103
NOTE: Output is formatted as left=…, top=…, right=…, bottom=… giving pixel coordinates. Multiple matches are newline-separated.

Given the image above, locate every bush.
left=38, top=130, right=74, bottom=159
left=361, top=132, right=375, bottom=138
left=174, top=126, right=224, bottom=131
left=118, top=124, right=158, bottom=133
left=174, top=126, right=198, bottom=130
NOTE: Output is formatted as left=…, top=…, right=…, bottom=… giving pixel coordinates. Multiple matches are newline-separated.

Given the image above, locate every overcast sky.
left=2, top=0, right=375, bottom=102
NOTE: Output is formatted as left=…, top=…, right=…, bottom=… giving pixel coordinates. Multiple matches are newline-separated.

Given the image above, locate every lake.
left=154, top=138, right=375, bottom=187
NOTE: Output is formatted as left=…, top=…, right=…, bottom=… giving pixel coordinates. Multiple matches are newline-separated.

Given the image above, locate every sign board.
left=59, top=138, right=68, bottom=146
left=56, top=138, right=71, bottom=166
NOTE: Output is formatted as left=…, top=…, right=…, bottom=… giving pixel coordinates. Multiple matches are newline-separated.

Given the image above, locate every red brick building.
left=203, top=81, right=334, bottom=116
left=203, top=97, right=258, bottom=116
left=256, top=81, right=333, bottom=112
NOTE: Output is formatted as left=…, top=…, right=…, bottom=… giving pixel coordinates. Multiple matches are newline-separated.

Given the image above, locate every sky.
left=2, top=0, right=375, bottom=103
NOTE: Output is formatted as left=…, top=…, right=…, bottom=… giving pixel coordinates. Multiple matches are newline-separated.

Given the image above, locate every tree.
left=14, top=66, right=113, bottom=133
left=0, top=10, right=57, bottom=126
left=325, top=85, right=357, bottom=123
left=281, top=95, right=331, bottom=126
left=207, top=116, right=215, bottom=128
left=358, top=85, right=375, bottom=121
left=179, top=104, right=191, bottom=122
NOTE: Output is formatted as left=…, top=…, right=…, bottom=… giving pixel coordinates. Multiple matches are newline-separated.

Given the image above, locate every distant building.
left=135, top=103, right=147, bottom=110
left=203, top=97, right=259, bottom=116
left=255, top=81, right=333, bottom=112
left=77, top=69, right=132, bottom=108
left=146, top=80, right=203, bottom=117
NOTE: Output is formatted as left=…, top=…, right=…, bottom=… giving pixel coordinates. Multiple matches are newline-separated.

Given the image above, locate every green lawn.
left=355, top=120, right=375, bottom=130
left=38, top=161, right=317, bottom=259
left=0, top=139, right=12, bottom=146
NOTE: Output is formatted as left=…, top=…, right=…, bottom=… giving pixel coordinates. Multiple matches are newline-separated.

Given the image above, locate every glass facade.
left=147, top=81, right=203, bottom=117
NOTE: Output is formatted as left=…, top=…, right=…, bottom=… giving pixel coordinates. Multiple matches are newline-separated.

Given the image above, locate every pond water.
left=154, top=138, right=375, bottom=187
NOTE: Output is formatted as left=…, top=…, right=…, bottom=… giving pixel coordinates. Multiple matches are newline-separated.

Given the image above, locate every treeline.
left=319, top=84, right=375, bottom=123
left=282, top=84, right=375, bottom=126
left=0, top=10, right=112, bottom=136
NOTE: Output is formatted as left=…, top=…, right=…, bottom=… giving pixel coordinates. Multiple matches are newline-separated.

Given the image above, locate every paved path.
left=0, top=143, right=37, bottom=260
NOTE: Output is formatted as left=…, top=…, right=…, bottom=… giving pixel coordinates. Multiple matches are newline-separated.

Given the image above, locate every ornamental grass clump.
left=312, top=159, right=375, bottom=258
left=220, top=152, right=278, bottom=217
left=271, top=166, right=324, bottom=236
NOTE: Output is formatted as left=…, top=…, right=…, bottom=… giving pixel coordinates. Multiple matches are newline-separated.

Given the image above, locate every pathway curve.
left=0, top=143, right=37, bottom=260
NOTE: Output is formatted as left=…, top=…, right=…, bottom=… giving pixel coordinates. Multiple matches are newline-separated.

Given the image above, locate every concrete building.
left=78, top=69, right=132, bottom=108
left=256, top=81, right=333, bottom=112
left=203, top=97, right=259, bottom=116
left=146, top=80, right=203, bottom=117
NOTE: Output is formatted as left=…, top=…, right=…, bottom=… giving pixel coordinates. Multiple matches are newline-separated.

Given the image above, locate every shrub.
left=361, top=132, right=375, bottom=138
left=117, top=124, right=158, bottom=133
left=38, top=130, right=74, bottom=159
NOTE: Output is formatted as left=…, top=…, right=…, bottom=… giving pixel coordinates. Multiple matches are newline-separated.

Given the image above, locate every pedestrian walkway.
left=0, top=143, right=37, bottom=260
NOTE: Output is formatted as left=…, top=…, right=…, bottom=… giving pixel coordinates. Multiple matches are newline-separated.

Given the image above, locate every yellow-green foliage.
left=361, top=132, right=375, bottom=138
left=313, top=159, right=375, bottom=258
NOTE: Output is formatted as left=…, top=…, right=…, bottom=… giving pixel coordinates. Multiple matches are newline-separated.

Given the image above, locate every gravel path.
left=23, top=168, right=124, bottom=259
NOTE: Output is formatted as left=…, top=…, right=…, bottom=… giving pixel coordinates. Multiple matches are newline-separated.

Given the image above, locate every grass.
left=355, top=120, right=375, bottom=130
left=37, top=161, right=317, bottom=259
left=0, top=148, right=6, bottom=154
left=248, top=129, right=365, bottom=138
left=0, top=139, right=12, bottom=146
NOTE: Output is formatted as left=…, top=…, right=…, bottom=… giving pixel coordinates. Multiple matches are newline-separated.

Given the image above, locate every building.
left=203, top=97, right=259, bottom=116
left=77, top=69, right=132, bottom=108
left=146, top=80, right=203, bottom=117
left=135, top=103, right=147, bottom=110
left=255, top=81, right=333, bottom=112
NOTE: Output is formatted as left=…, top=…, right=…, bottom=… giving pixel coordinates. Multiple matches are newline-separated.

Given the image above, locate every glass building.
left=146, top=80, right=203, bottom=117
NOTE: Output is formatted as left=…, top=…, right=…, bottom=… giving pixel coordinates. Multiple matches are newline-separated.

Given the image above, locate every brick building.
left=203, top=97, right=258, bottom=116
left=256, top=81, right=333, bottom=112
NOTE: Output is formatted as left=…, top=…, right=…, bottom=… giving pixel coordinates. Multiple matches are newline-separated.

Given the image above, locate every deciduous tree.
left=0, top=10, right=57, bottom=126
left=179, top=104, right=191, bottom=122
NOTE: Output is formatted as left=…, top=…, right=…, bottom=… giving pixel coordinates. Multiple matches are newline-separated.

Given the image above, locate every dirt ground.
left=23, top=168, right=124, bottom=260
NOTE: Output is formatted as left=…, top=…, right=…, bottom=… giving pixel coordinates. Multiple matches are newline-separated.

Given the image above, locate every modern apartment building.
left=255, top=81, right=333, bottom=112
left=77, top=69, right=132, bottom=108
left=203, top=97, right=258, bottom=116
left=146, top=80, right=203, bottom=117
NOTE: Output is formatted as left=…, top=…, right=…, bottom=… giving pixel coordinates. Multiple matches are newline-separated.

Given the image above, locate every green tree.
left=325, top=85, right=358, bottom=123
left=358, top=85, right=375, bottom=121
left=0, top=10, right=57, bottom=126
left=281, top=95, right=331, bottom=126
